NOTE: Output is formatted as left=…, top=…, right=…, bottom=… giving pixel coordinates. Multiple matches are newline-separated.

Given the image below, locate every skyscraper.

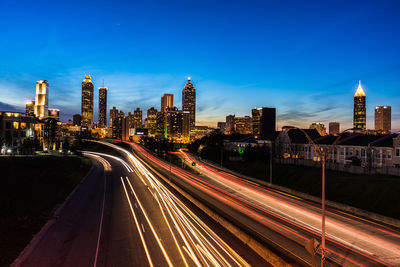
left=146, top=107, right=158, bottom=135
left=25, top=100, right=35, bottom=116
left=251, top=107, right=276, bottom=137
left=375, top=106, right=391, bottom=134
left=329, top=122, right=340, bottom=136
left=165, top=107, right=188, bottom=141
left=109, top=106, right=118, bottom=129
left=225, top=115, right=235, bottom=134
left=98, top=87, right=107, bottom=128
left=133, top=108, right=143, bottom=128
left=73, top=114, right=81, bottom=126
left=34, top=80, right=49, bottom=119
left=234, top=116, right=252, bottom=135
left=161, top=94, right=174, bottom=112
left=81, top=75, right=94, bottom=129
left=182, top=77, right=196, bottom=126
left=353, top=80, right=366, bottom=131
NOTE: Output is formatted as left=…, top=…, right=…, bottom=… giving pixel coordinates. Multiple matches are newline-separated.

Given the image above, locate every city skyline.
left=0, top=1, right=399, bottom=130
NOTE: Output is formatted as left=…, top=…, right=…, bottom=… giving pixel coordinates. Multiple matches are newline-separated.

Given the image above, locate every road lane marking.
left=120, top=177, right=154, bottom=267
left=125, top=177, right=174, bottom=267
left=93, top=157, right=107, bottom=267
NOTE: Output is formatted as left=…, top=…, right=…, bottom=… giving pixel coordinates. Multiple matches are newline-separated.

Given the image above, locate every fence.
left=275, top=158, right=400, bottom=177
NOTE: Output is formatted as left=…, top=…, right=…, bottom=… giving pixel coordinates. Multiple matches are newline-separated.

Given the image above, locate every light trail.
left=128, top=142, right=400, bottom=266
left=120, top=177, right=154, bottom=267
left=95, top=141, right=249, bottom=267
left=82, top=152, right=109, bottom=267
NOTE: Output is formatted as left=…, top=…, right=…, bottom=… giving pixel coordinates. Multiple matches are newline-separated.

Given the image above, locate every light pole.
left=287, top=126, right=353, bottom=266
left=269, top=141, right=273, bottom=185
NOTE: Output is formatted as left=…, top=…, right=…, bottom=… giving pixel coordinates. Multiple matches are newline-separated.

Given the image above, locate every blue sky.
left=0, top=0, right=399, bottom=130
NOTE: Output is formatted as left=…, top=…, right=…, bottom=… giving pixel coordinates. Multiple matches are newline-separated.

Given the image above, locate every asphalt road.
left=13, top=147, right=267, bottom=267
left=125, top=142, right=400, bottom=267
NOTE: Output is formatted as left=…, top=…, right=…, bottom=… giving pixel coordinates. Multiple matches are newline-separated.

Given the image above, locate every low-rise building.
left=0, top=111, right=35, bottom=154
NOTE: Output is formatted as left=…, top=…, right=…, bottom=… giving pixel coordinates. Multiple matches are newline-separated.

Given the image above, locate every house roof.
left=369, top=134, right=398, bottom=147
left=287, top=129, right=321, bottom=144
left=337, top=134, right=386, bottom=146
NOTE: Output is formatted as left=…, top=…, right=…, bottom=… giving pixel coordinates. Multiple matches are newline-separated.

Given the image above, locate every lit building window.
left=21, top=122, right=27, bottom=129
left=13, top=122, right=19, bottom=129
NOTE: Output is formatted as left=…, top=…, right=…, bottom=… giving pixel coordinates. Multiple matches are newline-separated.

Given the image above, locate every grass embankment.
left=217, top=160, right=400, bottom=220
left=0, top=155, right=92, bottom=267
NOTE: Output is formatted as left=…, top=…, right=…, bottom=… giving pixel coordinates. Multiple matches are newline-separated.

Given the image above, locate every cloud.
left=0, top=101, right=22, bottom=112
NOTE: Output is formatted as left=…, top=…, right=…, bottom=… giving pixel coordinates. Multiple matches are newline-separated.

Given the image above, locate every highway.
left=14, top=146, right=267, bottom=267
left=125, top=141, right=400, bottom=267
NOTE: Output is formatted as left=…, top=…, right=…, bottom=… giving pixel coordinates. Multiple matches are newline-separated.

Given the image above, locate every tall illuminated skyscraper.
left=34, top=80, right=49, bottom=119
left=161, top=94, right=173, bottom=112
left=182, top=77, right=196, bottom=126
left=98, top=87, right=107, bottom=128
left=353, top=80, right=366, bottom=131
left=81, top=75, right=94, bottom=129
left=375, top=106, right=391, bottom=134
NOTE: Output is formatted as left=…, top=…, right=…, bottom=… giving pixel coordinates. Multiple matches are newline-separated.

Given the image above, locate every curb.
left=11, top=156, right=97, bottom=267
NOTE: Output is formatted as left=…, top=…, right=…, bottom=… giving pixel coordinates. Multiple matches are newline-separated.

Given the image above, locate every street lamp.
left=286, top=126, right=354, bottom=266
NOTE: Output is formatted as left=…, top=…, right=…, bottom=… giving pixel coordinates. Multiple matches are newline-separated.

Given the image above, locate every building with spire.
left=81, top=75, right=94, bottom=129
left=98, top=86, right=107, bottom=128
left=182, top=77, right=196, bottom=127
left=353, top=80, right=366, bottom=131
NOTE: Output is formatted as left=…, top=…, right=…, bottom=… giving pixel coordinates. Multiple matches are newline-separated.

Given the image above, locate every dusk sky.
left=1, top=0, right=399, bottom=130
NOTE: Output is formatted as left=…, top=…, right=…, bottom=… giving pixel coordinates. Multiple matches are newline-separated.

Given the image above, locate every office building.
left=161, top=94, right=173, bottom=112
left=353, top=80, right=366, bottom=131
left=234, top=116, right=252, bottom=135
left=252, top=107, right=276, bottom=137
left=145, top=107, right=158, bottom=135
left=81, top=75, right=94, bottom=129
left=111, top=110, right=125, bottom=139
left=156, top=111, right=166, bottom=136
left=34, top=80, right=49, bottom=119
left=48, top=109, right=60, bottom=120
left=329, top=122, right=340, bottom=136
left=98, top=87, right=107, bottom=128
left=226, top=115, right=235, bottom=134
left=25, top=100, right=35, bottom=116
left=309, top=123, right=326, bottom=136
left=165, top=107, right=189, bottom=141
left=375, top=106, right=391, bottom=134
left=133, top=108, right=143, bottom=128
left=182, top=77, right=196, bottom=126
left=217, top=122, right=226, bottom=131
left=109, top=106, right=118, bottom=129
left=73, top=114, right=81, bottom=126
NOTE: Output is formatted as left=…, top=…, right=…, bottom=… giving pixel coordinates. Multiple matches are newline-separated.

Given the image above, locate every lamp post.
left=287, top=126, right=353, bottom=266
